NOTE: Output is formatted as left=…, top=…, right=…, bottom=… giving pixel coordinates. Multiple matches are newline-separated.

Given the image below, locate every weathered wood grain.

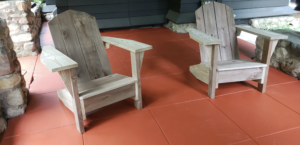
left=202, top=2, right=222, bottom=61
left=189, top=29, right=222, bottom=46
left=54, top=11, right=91, bottom=83
left=214, top=2, right=233, bottom=61
left=218, top=67, right=264, bottom=83
left=236, top=25, right=288, bottom=40
left=41, top=46, right=78, bottom=73
left=258, top=39, right=279, bottom=92
left=195, top=6, right=208, bottom=63
left=131, top=52, right=144, bottom=109
left=102, top=36, right=152, bottom=53
left=225, top=5, right=239, bottom=59
left=208, top=45, right=219, bottom=99
left=70, top=10, right=105, bottom=80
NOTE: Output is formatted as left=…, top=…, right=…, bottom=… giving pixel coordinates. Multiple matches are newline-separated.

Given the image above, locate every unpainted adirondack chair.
left=189, top=2, right=288, bottom=99
left=40, top=10, right=152, bottom=133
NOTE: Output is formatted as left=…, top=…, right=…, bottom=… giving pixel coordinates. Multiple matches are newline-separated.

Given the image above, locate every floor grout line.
left=206, top=99, right=260, bottom=145
left=3, top=124, right=75, bottom=139
left=147, top=106, right=172, bottom=145
left=254, top=126, right=300, bottom=139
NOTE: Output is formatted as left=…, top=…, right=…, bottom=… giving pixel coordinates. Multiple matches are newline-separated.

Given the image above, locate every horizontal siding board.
left=129, top=2, right=169, bottom=11
left=97, top=18, right=131, bottom=29
left=56, top=0, right=68, bottom=7
left=68, top=4, right=128, bottom=14
left=129, top=9, right=168, bottom=17
left=129, top=15, right=166, bottom=26
left=234, top=6, right=296, bottom=19
left=93, top=12, right=129, bottom=19
left=67, top=0, right=128, bottom=6
left=46, top=0, right=56, bottom=5
left=224, top=0, right=289, bottom=9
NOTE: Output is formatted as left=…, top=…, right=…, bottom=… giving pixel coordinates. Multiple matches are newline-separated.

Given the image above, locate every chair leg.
left=258, top=67, right=268, bottom=93
left=131, top=51, right=144, bottom=110
left=208, top=45, right=218, bottom=99
left=134, top=81, right=143, bottom=110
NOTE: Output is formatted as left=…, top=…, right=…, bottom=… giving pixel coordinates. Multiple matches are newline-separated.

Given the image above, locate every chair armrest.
left=40, top=45, right=78, bottom=72
left=101, top=36, right=152, bottom=53
left=189, top=29, right=222, bottom=45
left=236, top=25, right=288, bottom=40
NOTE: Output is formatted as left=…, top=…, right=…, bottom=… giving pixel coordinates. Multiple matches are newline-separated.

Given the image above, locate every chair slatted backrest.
left=48, top=10, right=113, bottom=83
left=195, top=2, right=240, bottom=63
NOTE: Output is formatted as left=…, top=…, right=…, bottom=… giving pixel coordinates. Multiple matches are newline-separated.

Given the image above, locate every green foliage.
left=31, top=0, right=45, bottom=7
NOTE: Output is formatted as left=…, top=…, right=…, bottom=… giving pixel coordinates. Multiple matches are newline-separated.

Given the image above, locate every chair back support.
left=195, top=2, right=240, bottom=63
left=48, top=10, right=113, bottom=83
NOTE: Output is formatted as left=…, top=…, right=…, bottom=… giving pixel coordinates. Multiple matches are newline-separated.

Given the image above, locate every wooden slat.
left=89, top=16, right=113, bottom=76
left=48, top=17, right=68, bottom=54
left=189, top=29, right=222, bottom=46
left=102, top=36, right=152, bottom=53
left=236, top=26, right=288, bottom=40
left=208, top=45, right=219, bottom=99
left=58, top=69, right=85, bottom=133
left=189, top=63, right=210, bottom=84
left=258, top=39, right=278, bottom=92
left=205, top=59, right=267, bottom=71
left=69, top=10, right=105, bottom=80
left=225, top=5, right=239, bottom=59
left=79, top=77, right=137, bottom=99
left=214, top=2, right=233, bottom=60
left=83, top=83, right=135, bottom=113
left=218, top=67, right=264, bottom=83
left=55, top=11, right=91, bottom=83
left=131, top=52, right=144, bottom=110
left=78, top=74, right=129, bottom=93
left=195, top=6, right=208, bottom=63
left=40, top=46, right=78, bottom=72
left=202, top=2, right=222, bottom=61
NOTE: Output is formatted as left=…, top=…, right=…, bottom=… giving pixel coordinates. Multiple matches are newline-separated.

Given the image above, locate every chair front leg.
left=130, top=51, right=144, bottom=110
left=58, top=69, right=85, bottom=133
left=258, top=39, right=278, bottom=93
left=208, top=45, right=219, bottom=99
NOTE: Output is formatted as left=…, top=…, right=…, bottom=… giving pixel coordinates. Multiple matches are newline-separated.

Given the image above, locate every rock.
left=165, top=21, right=197, bottom=33
left=0, top=72, right=22, bottom=90
left=18, top=17, right=29, bottom=24
left=281, top=58, right=300, bottom=79
left=9, top=13, right=27, bottom=18
left=3, top=8, right=15, bottom=14
left=7, top=88, right=25, bottom=106
left=0, top=117, right=7, bottom=133
left=0, top=40, right=15, bottom=76
left=11, top=33, right=33, bottom=42
left=8, top=23, right=19, bottom=31
left=6, top=104, right=27, bottom=118
left=0, top=2, right=10, bottom=9
left=15, top=1, right=27, bottom=11
left=23, top=42, right=34, bottom=51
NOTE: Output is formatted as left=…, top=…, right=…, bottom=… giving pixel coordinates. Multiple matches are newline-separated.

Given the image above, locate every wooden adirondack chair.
left=40, top=10, right=152, bottom=133
left=189, top=2, right=288, bottom=99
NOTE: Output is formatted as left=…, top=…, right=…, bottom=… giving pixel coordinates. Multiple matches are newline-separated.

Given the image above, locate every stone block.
left=3, top=8, right=15, bottom=14
left=23, top=42, right=34, bottom=51
left=7, top=88, right=24, bottom=106
left=11, top=33, right=33, bottom=42
left=0, top=72, right=22, bottom=90
left=0, top=2, right=10, bottom=9
left=8, top=23, right=19, bottom=31
left=0, top=25, right=9, bottom=40
left=0, top=117, right=7, bottom=133
left=0, top=40, right=15, bottom=76
left=6, top=104, right=26, bottom=118
left=15, top=1, right=27, bottom=11
left=18, top=17, right=29, bottom=24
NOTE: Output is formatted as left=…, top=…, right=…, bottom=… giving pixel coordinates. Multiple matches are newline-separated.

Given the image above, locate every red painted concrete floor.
left=2, top=23, right=300, bottom=145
